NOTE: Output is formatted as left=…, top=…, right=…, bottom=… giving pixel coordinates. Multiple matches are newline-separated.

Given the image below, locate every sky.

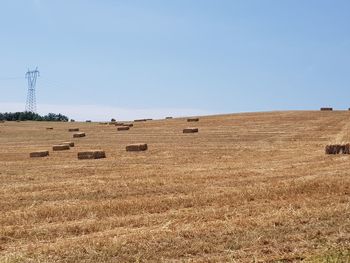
left=0, top=0, right=350, bottom=120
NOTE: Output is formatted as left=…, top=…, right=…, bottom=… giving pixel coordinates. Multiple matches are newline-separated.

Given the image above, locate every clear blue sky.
left=0, top=0, right=350, bottom=120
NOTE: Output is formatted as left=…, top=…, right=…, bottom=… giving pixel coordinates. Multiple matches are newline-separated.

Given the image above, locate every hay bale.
left=325, top=144, right=340, bottom=154
left=134, top=119, right=147, bottom=122
left=325, top=144, right=350, bottom=154
left=46, top=127, right=53, bottom=130
left=320, top=107, right=333, bottom=111
left=117, top=126, right=130, bottom=131
left=343, top=144, right=350, bottom=154
left=62, top=141, right=75, bottom=147
left=78, top=150, right=106, bottom=159
left=123, top=123, right=133, bottom=127
left=114, top=122, right=124, bottom=126
left=30, top=150, right=49, bottom=158
left=68, top=128, right=79, bottom=132
left=73, top=132, right=86, bottom=138
left=187, top=117, right=199, bottom=122
left=165, top=117, right=173, bottom=119
left=183, top=128, right=199, bottom=133
left=126, top=143, right=148, bottom=152
left=52, top=144, right=70, bottom=151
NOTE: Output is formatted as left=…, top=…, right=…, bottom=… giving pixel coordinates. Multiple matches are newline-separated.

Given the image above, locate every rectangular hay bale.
left=114, top=122, right=124, bottom=126
left=78, top=150, right=106, bottom=159
left=320, top=107, right=333, bottom=111
left=183, top=128, right=199, bottom=133
left=73, top=132, right=86, bottom=138
left=117, top=126, right=130, bottom=131
left=126, top=143, right=148, bottom=152
left=30, top=150, right=49, bottom=158
left=325, top=144, right=350, bottom=154
left=68, top=128, right=79, bottom=132
left=53, top=144, right=70, bottom=151
left=187, top=118, right=199, bottom=122
left=62, top=142, right=75, bottom=147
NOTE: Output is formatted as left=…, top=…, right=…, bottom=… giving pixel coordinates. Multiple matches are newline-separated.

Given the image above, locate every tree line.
left=0, top=112, right=69, bottom=122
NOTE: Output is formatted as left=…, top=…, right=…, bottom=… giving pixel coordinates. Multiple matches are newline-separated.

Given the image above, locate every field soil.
left=0, top=111, right=349, bottom=262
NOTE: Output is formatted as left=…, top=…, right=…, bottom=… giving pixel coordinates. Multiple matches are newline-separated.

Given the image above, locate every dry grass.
left=1, top=111, right=350, bottom=262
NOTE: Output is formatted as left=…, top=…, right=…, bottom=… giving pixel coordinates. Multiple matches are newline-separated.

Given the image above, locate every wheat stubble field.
left=0, top=111, right=350, bottom=262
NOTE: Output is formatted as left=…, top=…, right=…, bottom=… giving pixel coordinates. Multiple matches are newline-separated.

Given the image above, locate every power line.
left=0, top=76, right=23, bottom=81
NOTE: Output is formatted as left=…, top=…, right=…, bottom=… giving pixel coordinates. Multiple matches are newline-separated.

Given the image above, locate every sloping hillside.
left=0, top=111, right=349, bottom=262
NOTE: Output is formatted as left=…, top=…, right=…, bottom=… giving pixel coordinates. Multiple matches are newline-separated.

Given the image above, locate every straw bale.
left=30, top=150, right=49, bottom=158
left=78, top=150, right=106, bottom=159
left=62, top=142, right=74, bottom=147
left=73, top=132, right=86, bottom=138
left=183, top=128, right=199, bottom=133
left=53, top=144, right=70, bottom=151
left=126, top=143, right=148, bottom=152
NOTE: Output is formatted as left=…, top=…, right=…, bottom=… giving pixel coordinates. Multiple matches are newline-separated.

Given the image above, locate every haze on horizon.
left=0, top=0, right=350, bottom=120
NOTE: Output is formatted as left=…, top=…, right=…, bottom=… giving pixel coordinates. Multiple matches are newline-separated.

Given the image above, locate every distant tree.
left=111, top=118, right=116, bottom=122
left=0, top=112, right=69, bottom=122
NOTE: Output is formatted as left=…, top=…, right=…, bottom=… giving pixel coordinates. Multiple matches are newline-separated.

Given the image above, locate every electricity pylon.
left=25, top=67, right=40, bottom=113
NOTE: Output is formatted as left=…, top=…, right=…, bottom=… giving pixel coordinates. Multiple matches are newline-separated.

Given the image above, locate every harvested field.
left=1, top=111, right=350, bottom=262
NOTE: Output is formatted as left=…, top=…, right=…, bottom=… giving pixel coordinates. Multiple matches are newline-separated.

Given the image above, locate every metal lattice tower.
left=25, top=67, right=40, bottom=113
